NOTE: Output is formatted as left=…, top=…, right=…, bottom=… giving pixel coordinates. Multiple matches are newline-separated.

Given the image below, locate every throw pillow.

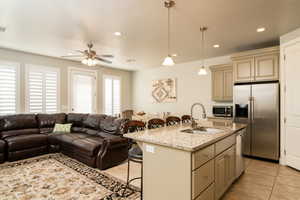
left=53, top=123, right=72, bottom=133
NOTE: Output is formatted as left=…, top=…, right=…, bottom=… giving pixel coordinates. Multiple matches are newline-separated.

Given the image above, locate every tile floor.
left=104, top=157, right=300, bottom=200
left=223, top=158, right=300, bottom=200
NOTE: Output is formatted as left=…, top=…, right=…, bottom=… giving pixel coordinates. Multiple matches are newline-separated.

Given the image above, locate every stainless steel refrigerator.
left=234, top=82, right=280, bottom=161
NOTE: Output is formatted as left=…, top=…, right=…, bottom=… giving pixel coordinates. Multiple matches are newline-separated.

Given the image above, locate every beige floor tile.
left=222, top=188, right=269, bottom=200
left=103, top=160, right=142, bottom=188
left=237, top=170, right=276, bottom=187
left=270, top=183, right=300, bottom=200
left=246, top=160, right=279, bottom=177
left=245, top=158, right=252, bottom=168
left=278, top=165, right=300, bottom=177
left=276, top=174, right=300, bottom=188
left=230, top=180, right=272, bottom=200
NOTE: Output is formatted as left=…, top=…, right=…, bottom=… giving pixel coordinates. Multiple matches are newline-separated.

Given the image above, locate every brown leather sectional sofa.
left=0, top=113, right=129, bottom=170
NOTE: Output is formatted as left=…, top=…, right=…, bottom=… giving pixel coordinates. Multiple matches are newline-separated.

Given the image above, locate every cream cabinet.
left=231, top=46, right=279, bottom=83
left=215, top=145, right=236, bottom=200
left=210, top=64, right=233, bottom=102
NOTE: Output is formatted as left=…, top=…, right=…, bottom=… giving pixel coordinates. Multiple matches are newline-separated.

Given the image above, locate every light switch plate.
left=145, top=145, right=155, bottom=153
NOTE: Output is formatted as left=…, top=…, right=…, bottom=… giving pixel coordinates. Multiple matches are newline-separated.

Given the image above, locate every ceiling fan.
left=61, top=42, right=114, bottom=66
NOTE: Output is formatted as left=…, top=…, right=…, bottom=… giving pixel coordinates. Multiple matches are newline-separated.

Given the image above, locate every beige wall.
left=132, top=55, right=232, bottom=118
left=0, top=47, right=133, bottom=114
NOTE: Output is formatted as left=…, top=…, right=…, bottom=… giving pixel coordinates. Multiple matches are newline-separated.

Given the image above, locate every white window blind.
left=0, top=63, right=19, bottom=114
left=26, top=65, right=59, bottom=113
left=104, top=76, right=121, bottom=116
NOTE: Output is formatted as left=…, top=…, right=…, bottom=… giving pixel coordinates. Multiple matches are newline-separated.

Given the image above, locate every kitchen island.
left=124, top=120, right=247, bottom=200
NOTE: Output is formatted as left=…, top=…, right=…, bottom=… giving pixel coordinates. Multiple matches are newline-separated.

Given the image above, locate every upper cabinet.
left=231, top=46, right=279, bottom=83
left=210, top=64, right=233, bottom=102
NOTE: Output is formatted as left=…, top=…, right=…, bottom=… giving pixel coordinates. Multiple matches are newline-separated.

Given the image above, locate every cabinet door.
left=226, top=145, right=236, bottom=187
left=233, top=58, right=254, bottom=83
left=215, top=153, right=226, bottom=199
left=223, top=69, right=233, bottom=101
left=254, top=54, right=279, bottom=81
left=212, top=70, right=224, bottom=101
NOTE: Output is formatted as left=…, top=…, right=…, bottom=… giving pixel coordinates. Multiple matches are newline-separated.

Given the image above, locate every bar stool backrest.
left=181, top=115, right=191, bottom=123
left=166, top=116, right=181, bottom=126
left=148, top=118, right=165, bottom=129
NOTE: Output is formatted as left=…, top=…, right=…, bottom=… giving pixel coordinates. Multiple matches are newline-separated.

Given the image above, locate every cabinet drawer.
left=192, top=160, right=214, bottom=199
left=192, top=144, right=215, bottom=170
left=215, top=134, right=235, bottom=155
left=194, top=184, right=215, bottom=200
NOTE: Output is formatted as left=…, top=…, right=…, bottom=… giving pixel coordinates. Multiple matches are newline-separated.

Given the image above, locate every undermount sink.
left=181, top=127, right=223, bottom=134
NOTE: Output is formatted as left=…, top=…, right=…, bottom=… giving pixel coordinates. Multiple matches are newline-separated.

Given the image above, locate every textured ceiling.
left=0, top=0, right=300, bottom=70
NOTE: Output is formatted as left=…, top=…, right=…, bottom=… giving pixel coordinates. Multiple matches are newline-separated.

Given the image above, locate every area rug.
left=0, top=154, right=140, bottom=200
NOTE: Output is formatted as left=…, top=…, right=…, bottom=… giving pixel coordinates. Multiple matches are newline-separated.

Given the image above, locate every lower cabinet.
left=215, top=145, right=236, bottom=199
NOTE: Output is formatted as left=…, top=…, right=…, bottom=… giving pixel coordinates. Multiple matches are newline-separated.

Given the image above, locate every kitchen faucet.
left=190, top=103, right=207, bottom=129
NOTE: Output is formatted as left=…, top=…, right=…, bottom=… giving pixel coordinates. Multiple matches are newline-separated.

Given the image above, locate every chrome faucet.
left=191, top=103, right=207, bottom=129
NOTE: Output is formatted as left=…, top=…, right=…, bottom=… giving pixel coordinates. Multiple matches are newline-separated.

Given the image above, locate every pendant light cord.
left=201, top=28, right=205, bottom=67
left=168, top=5, right=171, bottom=56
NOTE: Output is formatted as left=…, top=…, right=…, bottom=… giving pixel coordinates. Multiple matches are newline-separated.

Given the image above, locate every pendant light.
left=198, top=27, right=208, bottom=75
left=162, top=0, right=175, bottom=66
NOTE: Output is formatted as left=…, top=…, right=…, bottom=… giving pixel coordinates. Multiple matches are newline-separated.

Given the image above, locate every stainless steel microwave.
left=212, top=105, right=233, bottom=117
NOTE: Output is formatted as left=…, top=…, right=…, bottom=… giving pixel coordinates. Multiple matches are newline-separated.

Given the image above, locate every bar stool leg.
left=122, top=159, right=130, bottom=197
left=141, top=161, right=143, bottom=200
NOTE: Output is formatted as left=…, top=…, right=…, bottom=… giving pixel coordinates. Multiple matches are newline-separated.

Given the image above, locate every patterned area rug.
left=0, top=154, right=140, bottom=200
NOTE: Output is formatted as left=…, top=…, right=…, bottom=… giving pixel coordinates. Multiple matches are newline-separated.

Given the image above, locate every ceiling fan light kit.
left=61, top=42, right=113, bottom=66
left=162, top=0, right=175, bottom=66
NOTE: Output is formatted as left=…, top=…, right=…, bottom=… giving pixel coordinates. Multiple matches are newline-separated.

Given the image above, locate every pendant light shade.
left=163, top=55, right=175, bottom=66
left=198, top=27, right=208, bottom=75
left=162, top=1, right=175, bottom=66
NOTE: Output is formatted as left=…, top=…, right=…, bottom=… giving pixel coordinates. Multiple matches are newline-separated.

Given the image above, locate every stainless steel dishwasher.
left=236, top=128, right=246, bottom=178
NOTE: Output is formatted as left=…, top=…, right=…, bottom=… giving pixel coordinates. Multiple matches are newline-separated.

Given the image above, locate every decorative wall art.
left=151, top=78, right=177, bottom=103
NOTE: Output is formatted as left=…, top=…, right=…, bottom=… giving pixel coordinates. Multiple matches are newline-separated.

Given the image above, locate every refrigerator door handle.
left=251, top=97, right=255, bottom=123
left=248, top=97, right=252, bottom=124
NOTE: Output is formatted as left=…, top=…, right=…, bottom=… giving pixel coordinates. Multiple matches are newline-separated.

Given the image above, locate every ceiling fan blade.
left=95, top=57, right=112, bottom=64
left=97, top=54, right=114, bottom=58
left=61, top=55, right=85, bottom=58
left=76, top=50, right=86, bottom=54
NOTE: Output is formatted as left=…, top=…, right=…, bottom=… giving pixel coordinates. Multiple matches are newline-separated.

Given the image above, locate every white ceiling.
left=0, top=0, right=300, bottom=71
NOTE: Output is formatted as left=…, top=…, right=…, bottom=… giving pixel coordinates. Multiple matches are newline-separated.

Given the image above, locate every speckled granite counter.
left=124, top=120, right=247, bottom=152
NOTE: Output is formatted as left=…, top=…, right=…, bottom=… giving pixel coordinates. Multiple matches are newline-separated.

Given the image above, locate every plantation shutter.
left=104, top=76, right=121, bottom=116
left=0, top=64, right=19, bottom=114
left=26, top=66, right=59, bottom=113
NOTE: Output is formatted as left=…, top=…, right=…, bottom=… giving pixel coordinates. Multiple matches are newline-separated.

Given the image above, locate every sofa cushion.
left=71, top=127, right=99, bottom=136
left=99, top=117, right=127, bottom=135
left=0, top=128, right=40, bottom=139
left=48, top=133, right=89, bottom=145
left=83, top=114, right=107, bottom=130
left=67, top=113, right=88, bottom=127
left=37, top=113, right=66, bottom=129
left=5, top=134, right=48, bottom=151
left=71, top=136, right=104, bottom=156
left=0, top=140, right=5, bottom=153
left=0, top=114, right=38, bottom=131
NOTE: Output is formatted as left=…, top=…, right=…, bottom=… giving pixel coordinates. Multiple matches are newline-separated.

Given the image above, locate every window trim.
left=103, top=74, right=122, bottom=116
left=0, top=60, right=20, bottom=114
left=25, top=64, right=61, bottom=113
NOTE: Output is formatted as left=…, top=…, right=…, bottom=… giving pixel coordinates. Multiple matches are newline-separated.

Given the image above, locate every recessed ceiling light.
left=172, top=54, right=178, bottom=57
left=0, top=26, right=6, bottom=32
left=257, top=27, right=266, bottom=32
left=114, top=32, right=122, bottom=36
left=68, top=52, right=74, bottom=55
left=213, top=44, right=220, bottom=48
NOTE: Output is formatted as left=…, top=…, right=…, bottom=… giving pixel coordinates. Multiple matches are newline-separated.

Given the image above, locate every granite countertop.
left=124, top=120, right=247, bottom=152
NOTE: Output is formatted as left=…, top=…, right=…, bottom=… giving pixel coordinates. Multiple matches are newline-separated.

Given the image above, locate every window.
left=0, top=62, right=20, bottom=114
left=103, top=75, right=121, bottom=116
left=25, top=65, right=60, bottom=113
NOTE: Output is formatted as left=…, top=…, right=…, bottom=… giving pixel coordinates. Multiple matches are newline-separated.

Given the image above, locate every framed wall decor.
left=151, top=78, right=177, bottom=103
